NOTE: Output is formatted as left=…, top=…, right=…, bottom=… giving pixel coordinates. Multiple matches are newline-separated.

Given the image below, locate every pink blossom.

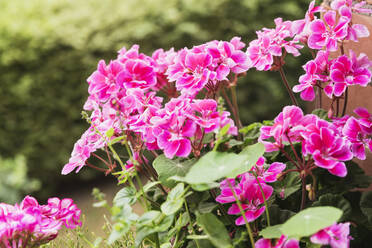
left=259, top=106, right=305, bottom=152
left=326, top=51, right=372, bottom=97
left=331, top=0, right=372, bottom=14
left=251, top=157, right=286, bottom=183
left=302, top=119, right=353, bottom=177
left=310, top=222, right=351, bottom=248
left=216, top=173, right=273, bottom=225
left=342, top=108, right=372, bottom=160
left=116, top=59, right=156, bottom=91
left=247, top=18, right=302, bottom=71
left=293, top=51, right=329, bottom=101
left=87, top=60, right=123, bottom=103
left=292, top=1, right=323, bottom=43
left=206, top=40, right=251, bottom=80
left=293, top=50, right=329, bottom=101
left=0, top=196, right=81, bottom=247
left=338, top=6, right=370, bottom=42
left=308, top=10, right=349, bottom=51
left=152, top=48, right=177, bottom=90
left=255, top=235, right=299, bottom=248
left=167, top=49, right=216, bottom=95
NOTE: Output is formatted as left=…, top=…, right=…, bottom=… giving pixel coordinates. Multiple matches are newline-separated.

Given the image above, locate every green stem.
left=252, top=173, right=271, bottom=227
left=227, top=181, right=255, bottom=247
left=135, top=172, right=149, bottom=210
left=155, top=233, right=160, bottom=248
left=184, top=201, right=201, bottom=248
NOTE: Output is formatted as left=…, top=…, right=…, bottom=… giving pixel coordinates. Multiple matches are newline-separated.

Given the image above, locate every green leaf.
left=183, top=143, right=264, bottom=184
left=160, top=243, right=172, bottom=248
left=267, top=205, right=295, bottom=226
left=198, top=202, right=218, bottom=214
left=161, top=183, right=185, bottom=215
left=143, top=181, right=161, bottom=192
left=312, top=108, right=330, bottom=121
left=280, top=206, right=343, bottom=239
left=105, top=128, right=114, bottom=138
left=187, top=235, right=209, bottom=240
left=219, top=123, right=231, bottom=137
left=113, top=186, right=137, bottom=207
left=197, top=213, right=233, bottom=248
left=153, top=155, right=196, bottom=187
left=312, top=194, right=352, bottom=221
left=232, top=142, right=265, bottom=177
left=260, top=224, right=283, bottom=239
left=239, top=122, right=262, bottom=142
left=135, top=211, right=174, bottom=247
left=360, top=191, right=372, bottom=224
left=273, top=171, right=301, bottom=199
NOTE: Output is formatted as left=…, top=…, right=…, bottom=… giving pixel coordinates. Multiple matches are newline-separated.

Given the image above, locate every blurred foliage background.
left=0, top=0, right=311, bottom=201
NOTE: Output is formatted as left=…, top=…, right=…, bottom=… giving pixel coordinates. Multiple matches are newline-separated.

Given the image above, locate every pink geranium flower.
left=328, top=52, right=371, bottom=97
left=302, top=119, right=353, bottom=177
left=310, top=222, right=351, bottom=248
left=259, top=106, right=305, bottom=152
left=247, top=18, right=302, bottom=71
left=87, top=60, right=123, bottom=103
left=206, top=39, right=251, bottom=80
left=308, top=10, right=349, bottom=51
left=342, top=108, right=372, bottom=160
left=167, top=49, right=216, bottom=95
left=292, top=0, right=323, bottom=43
left=216, top=173, right=273, bottom=226
left=255, top=235, right=299, bottom=248
left=293, top=50, right=330, bottom=101
left=0, top=196, right=81, bottom=247
left=251, top=157, right=286, bottom=183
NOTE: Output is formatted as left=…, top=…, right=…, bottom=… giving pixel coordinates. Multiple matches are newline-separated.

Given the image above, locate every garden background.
left=0, top=0, right=310, bottom=235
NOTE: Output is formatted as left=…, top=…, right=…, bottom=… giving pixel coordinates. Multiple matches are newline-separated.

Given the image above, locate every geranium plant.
left=60, top=0, right=372, bottom=247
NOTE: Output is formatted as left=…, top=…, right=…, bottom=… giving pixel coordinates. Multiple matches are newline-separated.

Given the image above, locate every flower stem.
left=300, top=175, right=306, bottom=210
left=230, top=85, right=243, bottom=131
left=342, top=88, right=348, bottom=116
left=278, top=67, right=299, bottom=106
left=227, top=181, right=255, bottom=247
left=184, top=201, right=201, bottom=248
left=252, top=173, right=271, bottom=227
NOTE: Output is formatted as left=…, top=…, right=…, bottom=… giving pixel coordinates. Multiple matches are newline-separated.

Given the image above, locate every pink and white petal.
left=329, top=162, right=347, bottom=177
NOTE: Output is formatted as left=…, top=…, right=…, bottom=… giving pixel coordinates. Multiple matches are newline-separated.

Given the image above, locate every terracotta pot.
left=319, top=1, right=372, bottom=176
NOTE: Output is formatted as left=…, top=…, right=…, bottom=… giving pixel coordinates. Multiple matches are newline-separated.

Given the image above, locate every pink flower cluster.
left=310, top=222, right=351, bottom=248
left=255, top=222, right=350, bottom=248
left=255, top=235, right=299, bottom=248
left=216, top=158, right=285, bottom=225
left=260, top=106, right=354, bottom=177
left=247, top=18, right=303, bottom=71
left=0, top=196, right=81, bottom=248
left=293, top=50, right=372, bottom=101
left=342, top=107, right=372, bottom=160
left=63, top=38, right=248, bottom=174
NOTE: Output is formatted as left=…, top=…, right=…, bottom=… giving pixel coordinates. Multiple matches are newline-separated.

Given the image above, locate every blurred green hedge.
left=0, top=0, right=310, bottom=198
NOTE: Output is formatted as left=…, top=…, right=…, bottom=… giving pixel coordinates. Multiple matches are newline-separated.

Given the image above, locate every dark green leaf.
left=198, top=202, right=218, bottom=214
left=360, top=191, right=372, bottom=224
left=312, top=194, right=352, bottom=221
left=273, top=171, right=301, bottom=199
left=153, top=155, right=196, bottom=187
left=312, top=108, right=330, bottom=121
left=197, top=213, right=233, bottom=248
